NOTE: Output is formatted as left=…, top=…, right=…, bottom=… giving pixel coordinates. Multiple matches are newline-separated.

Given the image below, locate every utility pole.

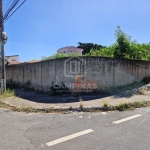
left=0, top=0, right=6, bottom=92
left=0, top=0, right=25, bottom=93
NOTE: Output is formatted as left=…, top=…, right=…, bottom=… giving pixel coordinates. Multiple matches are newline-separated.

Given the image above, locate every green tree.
left=114, top=25, right=132, bottom=59
left=77, top=42, right=105, bottom=54
left=89, top=44, right=115, bottom=57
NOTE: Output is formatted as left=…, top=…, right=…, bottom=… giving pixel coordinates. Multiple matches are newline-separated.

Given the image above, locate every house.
left=57, top=46, right=83, bottom=55
left=0, top=55, right=19, bottom=66
left=5, top=55, right=19, bottom=63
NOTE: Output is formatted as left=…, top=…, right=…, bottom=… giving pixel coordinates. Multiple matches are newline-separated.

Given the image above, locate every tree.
left=77, top=42, right=105, bottom=54
left=89, top=44, right=115, bottom=57
left=114, top=25, right=131, bottom=59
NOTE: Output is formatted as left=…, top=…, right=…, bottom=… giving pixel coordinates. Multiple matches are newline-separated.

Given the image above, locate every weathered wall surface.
left=5, top=57, right=150, bottom=91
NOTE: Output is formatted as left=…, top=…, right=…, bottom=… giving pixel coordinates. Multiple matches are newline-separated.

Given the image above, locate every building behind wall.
left=5, top=55, right=19, bottom=63
left=57, top=46, right=83, bottom=55
left=0, top=55, right=19, bottom=66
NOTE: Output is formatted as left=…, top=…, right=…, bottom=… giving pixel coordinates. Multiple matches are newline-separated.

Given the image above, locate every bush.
left=6, top=79, right=21, bottom=89
left=21, top=80, right=31, bottom=90
left=116, top=103, right=132, bottom=111
left=42, top=53, right=82, bottom=60
left=141, top=77, right=150, bottom=84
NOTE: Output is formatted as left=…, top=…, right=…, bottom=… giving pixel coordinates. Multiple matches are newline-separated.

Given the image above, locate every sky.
left=3, top=0, right=150, bottom=62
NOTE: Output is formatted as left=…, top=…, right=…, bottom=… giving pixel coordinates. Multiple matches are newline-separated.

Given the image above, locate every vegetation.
left=138, top=88, right=147, bottom=95
left=7, top=79, right=21, bottom=89
left=7, top=79, right=32, bottom=91
left=79, top=96, right=83, bottom=109
left=89, top=25, right=150, bottom=60
left=115, top=101, right=150, bottom=111
left=103, top=101, right=108, bottom=107
left=42, top=53, right=84, bottom=60
left=0, top=98, right=150, bottom=113
left=42, top=25, right=150, bottom=61
left=0, top=100, right=68, bottom=114
left=77, top=42, right=105, bottom=54
left=0, top=89, right=15, bottom=99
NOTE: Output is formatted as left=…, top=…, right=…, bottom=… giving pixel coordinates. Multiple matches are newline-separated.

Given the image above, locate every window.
left=12, top=59, right=16, bottom=61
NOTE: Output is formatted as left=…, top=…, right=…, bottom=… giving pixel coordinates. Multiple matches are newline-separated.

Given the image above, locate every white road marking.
left=46, top=129, right=94, bottom=147
left=113, top=114, right=142, bottom=124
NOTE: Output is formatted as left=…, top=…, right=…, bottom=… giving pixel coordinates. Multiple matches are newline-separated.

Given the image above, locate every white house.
left=5, top=55, right=19, bottom=62
left=0, top=54, right=19, bottom=63
left=57, top=46, right=83, bottom=55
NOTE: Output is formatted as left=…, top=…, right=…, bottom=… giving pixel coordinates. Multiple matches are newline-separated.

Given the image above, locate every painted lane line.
left=113, top=114, right=142, bottom=124
left=46, top=129, right=94, bottom=147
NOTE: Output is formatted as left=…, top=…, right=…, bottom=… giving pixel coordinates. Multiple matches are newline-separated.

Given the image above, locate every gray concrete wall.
left=5, top=57, right=150, bottom=91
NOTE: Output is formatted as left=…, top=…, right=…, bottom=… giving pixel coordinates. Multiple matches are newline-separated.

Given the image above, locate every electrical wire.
left=4, top=0, right=26, bottom=22
left=3, top=0, right=14, bottom=13
left=3, top=0, right=20, bottom=20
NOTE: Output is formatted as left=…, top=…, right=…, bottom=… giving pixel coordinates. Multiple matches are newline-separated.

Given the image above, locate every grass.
left=0, top=100, right=150, bottom=113
left=116, top=101, right=150, bottom=111
left=103, top=101, right=109, bottom=107
left=79, top=97, right=83, bottom=109
left=0, top=101, right=68, bottom=114
left=0, top=89, right=15, bottom=99
left=69, top=106, right=73, bottom=111
left=138, top=88, right=147, bottom=95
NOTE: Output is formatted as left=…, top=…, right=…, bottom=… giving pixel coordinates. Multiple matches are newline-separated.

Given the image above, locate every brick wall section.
left=5, top=57, right=150, bottom=91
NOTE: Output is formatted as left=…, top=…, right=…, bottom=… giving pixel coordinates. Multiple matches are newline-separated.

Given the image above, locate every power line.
left=4, top=0, right=26, bottom=22
left=0, top=0, right=26, bottom=25
left=3, top=0, right=20, bottom=21
left=3, top=0, right=13, bottom=13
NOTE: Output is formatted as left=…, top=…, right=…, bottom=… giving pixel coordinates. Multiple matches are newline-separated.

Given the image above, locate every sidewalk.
left=2, top=84, right=150, bottom=110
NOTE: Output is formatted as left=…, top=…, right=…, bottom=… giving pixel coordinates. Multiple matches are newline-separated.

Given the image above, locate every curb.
left=3, top=101, right=114, bottom=112
left=2, top=100, right=150, bottom=113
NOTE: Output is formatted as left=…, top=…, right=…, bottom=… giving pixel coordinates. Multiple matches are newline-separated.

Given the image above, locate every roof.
left=5, top=55, right=19, bottom=57
left=27, top=60, right=40, bottom=63
left=6, top=60, right=41, bottom=66
left=6, top=61, right=25, bottom=66
left=57, top=46, right=83, bottom=52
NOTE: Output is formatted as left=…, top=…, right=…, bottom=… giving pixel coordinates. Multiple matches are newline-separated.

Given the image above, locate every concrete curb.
left=3, top=101, right=115, bottom=112
left=3, top=99, right=150, bottom=113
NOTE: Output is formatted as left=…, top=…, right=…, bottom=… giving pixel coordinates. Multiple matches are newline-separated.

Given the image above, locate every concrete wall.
left=5, top=57, right=150, bottom=91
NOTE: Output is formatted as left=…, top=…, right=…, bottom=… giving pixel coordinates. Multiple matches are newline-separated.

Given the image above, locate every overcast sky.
left=3, top=0, right=150, bottom=61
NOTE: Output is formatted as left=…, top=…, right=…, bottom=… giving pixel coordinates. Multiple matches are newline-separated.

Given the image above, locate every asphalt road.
left=0, top=107, right=150, bottom=150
